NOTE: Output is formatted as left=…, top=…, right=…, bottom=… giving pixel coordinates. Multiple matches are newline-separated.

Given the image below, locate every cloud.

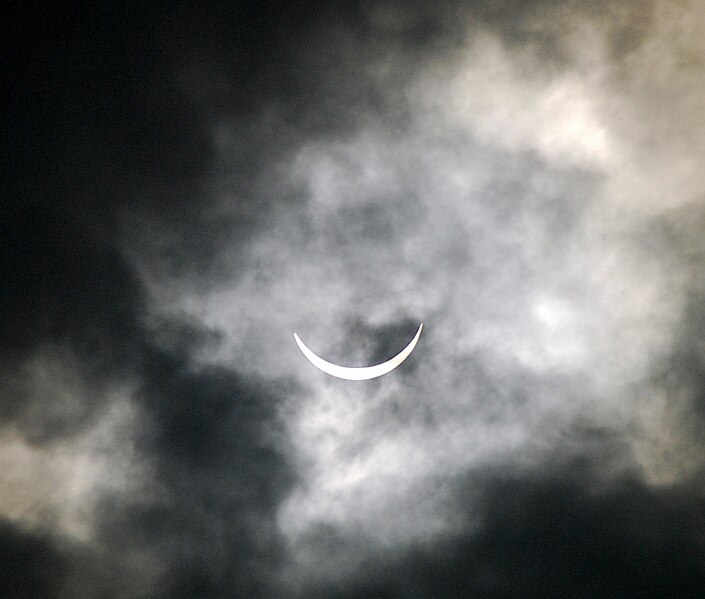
left=0, top=519, right=66, bottom=599
left=312, top=450, right=705, bottom=598
left=3, top=1, right=705, bottom=597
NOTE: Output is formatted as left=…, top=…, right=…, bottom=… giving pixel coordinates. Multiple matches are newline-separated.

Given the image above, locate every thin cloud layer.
left=3, top=1, right=705, bottom=597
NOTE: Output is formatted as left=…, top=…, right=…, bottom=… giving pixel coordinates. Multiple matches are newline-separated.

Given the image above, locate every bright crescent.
left=294, top=323, right=423, bottom=380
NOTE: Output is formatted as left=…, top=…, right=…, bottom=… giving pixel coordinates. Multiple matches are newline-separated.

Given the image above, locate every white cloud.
left=142, top=6, right=705, bottom=576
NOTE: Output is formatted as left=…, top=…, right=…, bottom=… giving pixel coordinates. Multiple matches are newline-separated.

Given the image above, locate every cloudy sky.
left=4, top=1, right=705, bottom=597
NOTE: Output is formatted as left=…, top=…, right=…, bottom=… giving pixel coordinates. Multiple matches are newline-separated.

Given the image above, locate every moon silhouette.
left=294, top=323, right=423, bottom=380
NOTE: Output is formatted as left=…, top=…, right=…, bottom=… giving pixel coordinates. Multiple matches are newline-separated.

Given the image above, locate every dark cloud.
left=0, top=211, right=294, bottom=592
left=652, top=203, right=705, bottom=429
left=5, top=6, right=298, bottom=594
left=661, top=294, right=705, bottom=432
left=315, top=455, right=705, bottom=599
left=0, top=520, right=66, bottom=599
left=0, top=203, right=145, bottom=441
left=3, top=2, right=705, bottom=598
left=93, top=356, right=296, bottom=598
left=0, top=203, right=294, bottom=593
left=0, top=204, right=143, bottom=359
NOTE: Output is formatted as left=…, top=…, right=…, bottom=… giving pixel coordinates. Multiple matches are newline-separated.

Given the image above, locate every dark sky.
left=4, top=2, right=705, bottom=597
